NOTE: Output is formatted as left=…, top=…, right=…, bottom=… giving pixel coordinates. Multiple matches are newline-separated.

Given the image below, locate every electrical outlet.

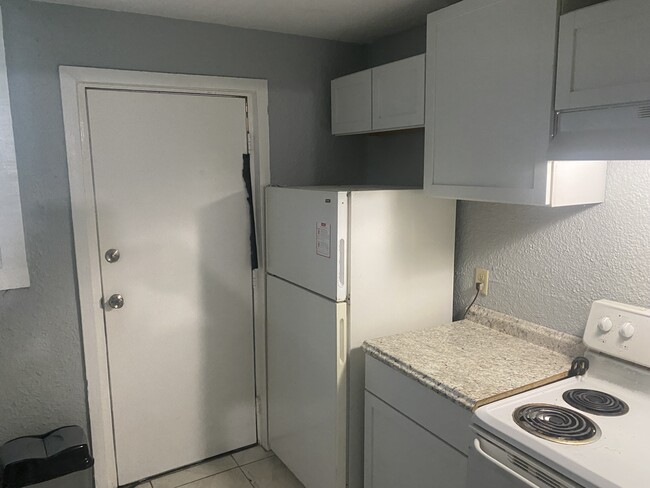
left=475, top=267, right=489, bottom=296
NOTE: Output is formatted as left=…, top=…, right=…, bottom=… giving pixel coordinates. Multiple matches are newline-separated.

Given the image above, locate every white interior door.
left=85, top=89, right=257, bottom=485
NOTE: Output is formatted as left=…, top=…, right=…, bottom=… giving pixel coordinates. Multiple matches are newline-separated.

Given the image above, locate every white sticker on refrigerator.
left=316, top=222, right=331, bottom=258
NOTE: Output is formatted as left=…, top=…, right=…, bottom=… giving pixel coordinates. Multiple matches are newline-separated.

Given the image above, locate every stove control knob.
left=620, top=322, right=635, bottom=340
left=598, top=317, right=613, bottom=332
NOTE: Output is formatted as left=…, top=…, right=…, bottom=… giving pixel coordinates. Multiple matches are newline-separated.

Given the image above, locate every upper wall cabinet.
left=0, top=8, right=29, bottom=290
left=372, top=55, right=425, bottom=131
left=424, top=0, right=607, bottom=206
left=550, top=0, right=650, bottom=160
left=331, top=69, right=372, bottom=135
left=556, top=0, right=650, bottom=110
left=332, top=55, right=425, bottom=135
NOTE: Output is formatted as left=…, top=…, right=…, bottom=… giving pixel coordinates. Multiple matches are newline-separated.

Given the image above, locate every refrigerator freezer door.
left=266, top=187, right=348, bottom=301
left=267, top=275, right=347, bottom=488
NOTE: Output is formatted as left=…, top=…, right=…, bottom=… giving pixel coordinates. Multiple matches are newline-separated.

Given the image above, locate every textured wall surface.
left=0, top=0, right=366, bottom=443
left=454, top=162, right=650, bottom=336
left=361, top=24, right=650, bottom=337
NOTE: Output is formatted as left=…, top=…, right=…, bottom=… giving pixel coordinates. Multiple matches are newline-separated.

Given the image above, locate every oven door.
left=467, top=433, right=582, bottom=488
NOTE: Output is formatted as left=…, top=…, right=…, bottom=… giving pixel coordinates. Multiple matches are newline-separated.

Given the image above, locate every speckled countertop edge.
left=466, top=306, right=585, bottom=358
left=365, top=344, right=480, bottom=409
left=362, top=306, right=586, bottom=411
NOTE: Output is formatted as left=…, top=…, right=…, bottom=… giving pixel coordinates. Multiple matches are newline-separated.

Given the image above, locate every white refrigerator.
left=266, top=187, right=456, bottom=488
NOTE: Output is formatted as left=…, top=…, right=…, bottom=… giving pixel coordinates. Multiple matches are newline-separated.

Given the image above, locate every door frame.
left=59, top=67, right=271, bottom=488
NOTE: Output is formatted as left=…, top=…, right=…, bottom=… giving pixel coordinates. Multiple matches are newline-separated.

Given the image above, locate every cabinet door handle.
left=472, top=439, right=538, bottom=488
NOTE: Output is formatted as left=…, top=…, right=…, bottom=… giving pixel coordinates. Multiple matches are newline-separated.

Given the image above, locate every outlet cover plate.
left=475, top=268, right=489, bottom=296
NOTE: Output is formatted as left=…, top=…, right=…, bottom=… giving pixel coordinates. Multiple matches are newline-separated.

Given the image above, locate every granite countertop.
left=362, top=306, right=586, bottom=411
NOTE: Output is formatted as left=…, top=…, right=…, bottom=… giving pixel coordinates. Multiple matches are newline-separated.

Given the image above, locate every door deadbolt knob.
left=105, top=249, right=120, bottom=263
left=107, top=294, right=124, bottom=309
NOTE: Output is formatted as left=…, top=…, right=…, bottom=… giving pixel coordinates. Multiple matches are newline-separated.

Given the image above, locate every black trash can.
left=0, top=426, right=94, bottom=488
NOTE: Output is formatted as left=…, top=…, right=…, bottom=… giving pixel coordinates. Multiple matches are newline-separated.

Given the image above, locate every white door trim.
left=59, top=67, right=271, bottom=488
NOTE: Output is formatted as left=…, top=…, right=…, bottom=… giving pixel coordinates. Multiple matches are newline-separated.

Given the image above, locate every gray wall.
left=363, top=24, right=650, bottom=336
left=454, top=162, right=650, bottom=336
left=367, top=24, right=427, bottom=67
left=0, top=0, right=366, bottom=443
left=2, top=0, right=648, bottom=451
left=363, top=25, right=426, bottom=187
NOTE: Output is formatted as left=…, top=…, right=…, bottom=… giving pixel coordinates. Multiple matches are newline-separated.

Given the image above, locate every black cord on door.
left=242, top=153, right=258, bottom=270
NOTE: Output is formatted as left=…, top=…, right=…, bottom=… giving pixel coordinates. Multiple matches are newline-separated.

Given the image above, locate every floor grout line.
left=146, top=453, right=237, bottom=488
left=145, top=446, right=283, bottom=488
left=238, top=466, right=256, bottom=488
left=172, top=466, right=242, bottom=488
left=235, top=454, right=276, bottom=468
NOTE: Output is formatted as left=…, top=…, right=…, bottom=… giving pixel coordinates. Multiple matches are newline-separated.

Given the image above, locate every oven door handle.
left=472, top=439, right=538, bottom=488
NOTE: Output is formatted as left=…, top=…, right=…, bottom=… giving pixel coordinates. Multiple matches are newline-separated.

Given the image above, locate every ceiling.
left=33, top=0, right=459, bottom=43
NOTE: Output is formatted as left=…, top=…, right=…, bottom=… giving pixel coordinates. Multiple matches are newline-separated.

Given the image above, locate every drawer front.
left=364, top=356, right=472, bottom=454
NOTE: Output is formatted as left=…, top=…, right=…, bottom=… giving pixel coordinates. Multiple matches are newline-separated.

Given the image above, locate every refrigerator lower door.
left=266, top=187, right=348, bottom=301
left=267, top=275, right=347, bottom=488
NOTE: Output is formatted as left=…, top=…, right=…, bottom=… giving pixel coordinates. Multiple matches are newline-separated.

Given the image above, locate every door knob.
left=105, top=249, right=120, bottom=263
left=107, top=294, right=125, bottom=309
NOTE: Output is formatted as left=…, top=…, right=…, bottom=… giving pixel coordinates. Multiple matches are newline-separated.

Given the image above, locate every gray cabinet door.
left=364, top=392, right=467, bottom=488
left=424, top=0, right=557, bottom=205
left=372, top=55, right=425, bottom=131
left=556, top=0, right=650, bottom=110
left=331, top=69, right=372, bottom=134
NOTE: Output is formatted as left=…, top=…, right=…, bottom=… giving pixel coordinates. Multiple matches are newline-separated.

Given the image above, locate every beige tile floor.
left=133, top=445, right=305, bottom=488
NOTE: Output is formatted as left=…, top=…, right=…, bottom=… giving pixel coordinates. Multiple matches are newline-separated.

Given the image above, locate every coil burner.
left=513, top=404, right=601, bottom=445
left=563, top=389, right=629, bottom=416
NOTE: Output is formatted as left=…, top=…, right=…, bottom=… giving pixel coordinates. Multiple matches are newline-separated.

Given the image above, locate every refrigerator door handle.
left=338, top=239, right=345, bottom=289
left=339, top=317, right=346, bottom=364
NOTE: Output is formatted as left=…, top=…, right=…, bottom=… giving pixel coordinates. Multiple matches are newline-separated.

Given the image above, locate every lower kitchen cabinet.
left=364, top=356, right=471, bottom=488
left=365, top=392, right=467, bottom=488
